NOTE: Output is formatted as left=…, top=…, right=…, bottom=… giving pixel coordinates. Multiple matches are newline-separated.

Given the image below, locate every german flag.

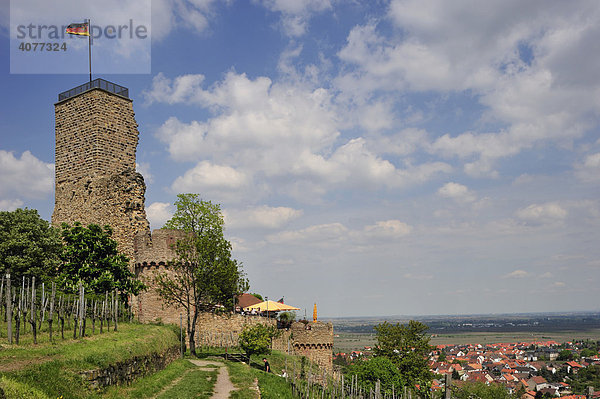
left=66, top=22, right=89, bottom=36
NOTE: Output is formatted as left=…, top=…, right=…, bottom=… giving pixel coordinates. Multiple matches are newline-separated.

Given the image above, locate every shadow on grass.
left=249, top=360, right=266, bottom=371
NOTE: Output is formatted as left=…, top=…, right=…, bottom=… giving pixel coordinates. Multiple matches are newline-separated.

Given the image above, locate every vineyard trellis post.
left=58, top=295, right=65, bottom=339
left=5, top=273, right=11, bottom=343
left=72, top=296, right=78, bottom=339
left=29, top=276, right=37, bottom=344
left=0, top=274, right=4, bottom=330
left=48, top=282, right=56, bottom=342
left=112, top=289, right=118, bottom=332
left=22, top=277, right=28, bottom=337
left=105, top=291, right=110, bottom=330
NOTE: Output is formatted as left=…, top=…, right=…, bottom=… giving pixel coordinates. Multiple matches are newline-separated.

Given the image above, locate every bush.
left=239, top=324, right=279, bottom=357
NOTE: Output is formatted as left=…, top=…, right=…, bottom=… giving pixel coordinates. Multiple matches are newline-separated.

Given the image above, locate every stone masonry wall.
left=52, top=88, right=150, bottom=262
left=135, top=229, right=277, bottom=343
left=80, top=345, right=180, bottom=389
left=134, top=229, right=187, bottom=324
left=196, top=313, right=276, bottom=347
left=54, top=89, right=138, bottom=184
left=134, top=229, right=187, bottom=265
left=291, top=321, right=334, bottom=373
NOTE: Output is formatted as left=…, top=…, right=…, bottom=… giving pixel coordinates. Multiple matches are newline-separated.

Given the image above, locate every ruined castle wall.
left=134, top=229, right=277, bottom=343
left=135, top=231, right=332, bottom=367
left=134, top=229, right=186, bottom=324
left=272, top=329, right=293, bottom=353
left=52, top=88, right=149, bottom=262
left=291, top=321, right=334, bottom=373
left=196, top=313, right=276, bottom=347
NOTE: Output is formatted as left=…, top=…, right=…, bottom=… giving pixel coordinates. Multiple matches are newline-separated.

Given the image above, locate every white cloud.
left=575, top=152, right=600, bottom=182
left=437, top=182, right=476, bottom=203
left=0, top=150, right=53, bottom=199
left=516, top=202, right=568, bottom=225
left=369, top=128, right=429, bottom=157
left=504, top=270, right=529, bottom=278
left=171, top=161, right=250, bottom=201
left=364, top=220, right=412, bottom=238
left=150, top=72, right=340, bottom=165
left=267, top=218, right=412, bottom=248
left=152, top=0, right=220, bottom=40
left=552, top=281, right=566, bottom=288
left=257, top=0, right=333, bottom=37
left=267, top=222, right=349, bottom=247
left=0, top=199, right=25, bottom=211
left=136, top=162, right=153, bottom=183
left=151, top=72, right=450, bottom=202
left=144, top=73, right=206, bottom=105
left=336, top=1, right=600, bottom=175
left=146, top=202, right=174, bottom=229
left=223, top=205, right=303, bottom=230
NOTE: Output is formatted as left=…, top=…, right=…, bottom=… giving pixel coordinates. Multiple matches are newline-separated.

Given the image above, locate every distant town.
left=330, top=312, right=600, bottom=397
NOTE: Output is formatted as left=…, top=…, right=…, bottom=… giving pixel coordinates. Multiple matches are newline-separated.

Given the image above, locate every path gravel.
left=188, top=358, right=238, bottom=398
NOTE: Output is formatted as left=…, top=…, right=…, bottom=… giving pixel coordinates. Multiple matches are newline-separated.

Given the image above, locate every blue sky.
left=2, top=0, right=600, bottom=318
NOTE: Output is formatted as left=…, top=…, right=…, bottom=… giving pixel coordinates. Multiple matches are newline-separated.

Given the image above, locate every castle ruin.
left=52, top=80, right=149, bottom=261
left=52, top=79, right=333, bottom=375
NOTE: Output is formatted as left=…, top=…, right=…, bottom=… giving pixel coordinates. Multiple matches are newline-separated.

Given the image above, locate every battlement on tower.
left=291, top=321, right=334, bottom=371
left=134, top=229, right=187, bottom=266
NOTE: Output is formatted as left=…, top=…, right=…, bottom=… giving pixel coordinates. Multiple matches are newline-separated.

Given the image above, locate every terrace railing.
left=58, top=78, right=129, bottom=102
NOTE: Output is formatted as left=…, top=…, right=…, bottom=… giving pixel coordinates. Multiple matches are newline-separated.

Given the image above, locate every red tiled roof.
left=236, top=293, right=262, bottom=308
left=566, top=361, right=584, bottom=368
left=529, top=375, right=547, bottom=384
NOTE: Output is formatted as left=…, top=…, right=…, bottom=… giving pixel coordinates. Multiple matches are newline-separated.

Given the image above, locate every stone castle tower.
left=51, top=80, right=335, bottom=376
left=291, top=321, right=334, bottom=372
left=52, top=80, right=150, bottom=261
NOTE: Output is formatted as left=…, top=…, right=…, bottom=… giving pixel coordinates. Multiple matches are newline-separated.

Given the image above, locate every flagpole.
left=88, top=18, right=92, bottom=83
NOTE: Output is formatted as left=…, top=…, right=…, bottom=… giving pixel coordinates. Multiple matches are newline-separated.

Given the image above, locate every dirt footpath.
left=188, top=359, right=238, bottom=398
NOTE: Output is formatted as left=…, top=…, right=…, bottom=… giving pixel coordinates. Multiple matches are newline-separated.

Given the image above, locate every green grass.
left=102, top=359, right=196, bottom=399
left=0, top=322, right=180, bottom=368
left=0, top=376, right=49, bottom=399
left=156, top=367, right=217, bottom=399
left=255, top=372, right=295, bottom=399
left=0, top=323, right=181, bottom=399
left=226, top=351, right=324, bottom=399
left=227, top=361, right=259, bottom=399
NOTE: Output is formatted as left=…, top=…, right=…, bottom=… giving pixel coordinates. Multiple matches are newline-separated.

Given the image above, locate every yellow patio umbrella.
left=244, top=300, right=300, bottom=312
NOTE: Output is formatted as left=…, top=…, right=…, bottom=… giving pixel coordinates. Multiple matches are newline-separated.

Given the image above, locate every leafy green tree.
left=569, top=364, right=600, bottom=393
left=59, top=222, right=144, bottom=297
left=453, top=382, right=512, bottom=399
left=438, top=350, right=446, bottom=362
left=278, top=311, right=296, bottom=328
left=558, top=349, right=574, bottom=361
left=514, top=384, right=527, bottom=398
left=374, top=320, right=433, bottom=388
left=333, top=353, right=348, bottom=367
left=154, top=194, right=249, bottom=356
left=451, top=369, right=460, bottom=380
left=345, top=357, right=404, bottom=395
left=238, top=323, right=279, bottom=358
left=580, top=348, right=597, bottom=358
left=0, top=208, right=62, bottom=281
